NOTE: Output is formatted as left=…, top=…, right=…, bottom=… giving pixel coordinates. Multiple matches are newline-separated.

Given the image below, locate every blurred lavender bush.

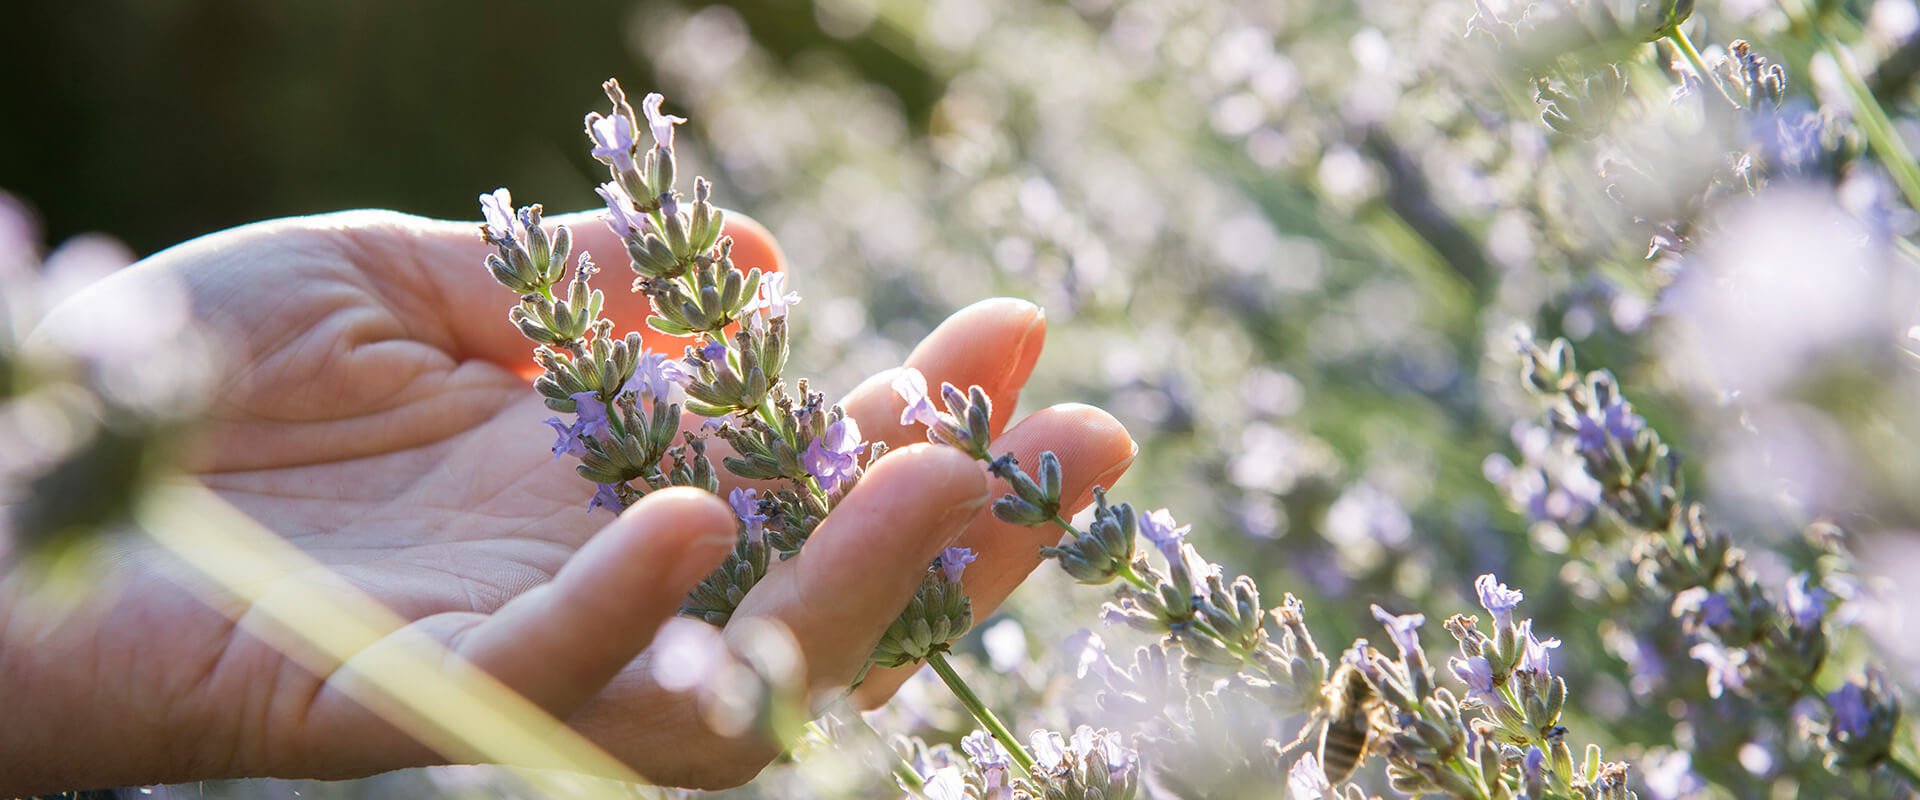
left=15, top=0, right=1920, bottom=795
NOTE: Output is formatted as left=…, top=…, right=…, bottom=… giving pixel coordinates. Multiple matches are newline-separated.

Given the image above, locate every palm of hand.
left=5, top=210, right=1135, bottom=792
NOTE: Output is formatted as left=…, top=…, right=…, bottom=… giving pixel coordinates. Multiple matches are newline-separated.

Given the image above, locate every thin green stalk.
left=1667, top=27, right=1744, bottom=109
left=1890, top=755, right=1920, bottom=789
left=1825, top=31, right=1920, bottom=213
left=925, top=650, right=1037, bottom=775
left=1774, top=0, right=1920, bottom=211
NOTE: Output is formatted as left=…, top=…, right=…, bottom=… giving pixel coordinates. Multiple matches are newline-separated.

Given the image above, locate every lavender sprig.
left=483, top=80, right=1007, bottom=759
left=1513, top=334, right=1918, bottom=787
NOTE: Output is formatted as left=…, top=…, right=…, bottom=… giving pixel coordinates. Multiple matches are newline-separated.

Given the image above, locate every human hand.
left=0, top=209, right=1134, bottom=792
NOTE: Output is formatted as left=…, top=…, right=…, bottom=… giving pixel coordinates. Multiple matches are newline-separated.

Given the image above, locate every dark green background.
left=0, top=1, right=938, bottom=255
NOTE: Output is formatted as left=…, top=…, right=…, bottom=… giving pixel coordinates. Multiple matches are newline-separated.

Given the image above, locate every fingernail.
left=933, top=492, right=990, bottom=544
left=1000, top=305, right=1046, bottom=389
left=1081, top=447, right=1138, bottom=502
left=668, top=532, right=734, bottom=588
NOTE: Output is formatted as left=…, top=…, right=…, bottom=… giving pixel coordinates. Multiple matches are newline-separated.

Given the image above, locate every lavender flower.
left=1474, top=573, right=1525, bottom=630
left=1689, top=642, right=1747, bottom=698
left=1574, top=397, right=1643, bottom=458
left=1288, top=752, right=1331, bottom=799
left=570, top=391, right=614, bottom=443
left=1515, top=619, right=1561, bottom=676
left=803, top=417, right=865, bottom=492
left=597, top=181, right=644, bottom=240
left=1031, top=730, right=1067, bottom=770
left=1523, top=746, right=1547, bottom=784
left=625, top=351, right=694, bottom=404
left=544, top=391, right=614, bottom=460
left=640, top=92, right=686, bottom=150
left=922, top=767, right=969, bottom=800
left=1829, top=682, right=1872, bottom=738
left=892, top=367, right=943, bottom=428
left=543, top=417, right=588, bottom=459
left=939, top=546, right=977, bottom=583
left=729, top=487, right=767, bottom=544
left=1785, top=574, right=1830, bottom=630
left=1450, top=654, right=1499, bottom=705
left=658, top=191, right=680, bottom=220
left=700, top=340, right=728, bottom=363
left=747, top=272, right=800, bottom=322
left=1370, top=604, right=1426, bottom=658
left=1672, top=586, right=1733, bottom=629
left=962, top=730, right=1013, bottom=798
left=479, top=188, right=519, bottom=245
left=587, top=112, right=638, bottom=176
left=1138, top=508, right=1190, bottom=565
left=587, top=482, right=622, bottom=514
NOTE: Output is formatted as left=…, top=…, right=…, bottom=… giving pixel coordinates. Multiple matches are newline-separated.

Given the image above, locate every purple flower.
left=544, top=392, right=615, bottom=459
left=1103, top=735, right=1138, bottom=785
left=1370, top=604, right=1426, bottom=659
left=1450, top=655, right=1499, bottom=705
left=543, top=417, right=588, bottom=459
left=640, top=92, right=686, bottom=150
left=1343, top=639, right=1383, bottom=683
left=597, top=181, right=644, bottom=240
left=729, top=487, right=767, bottom=544
left=587, top=482, right=622, bottom=514
left=961, top=729, right=1011, bottom=768
left=1828, top=682, right=1873, bottom=738
left=922, top=768, right=968, bottom=800
left=570, top=391, right=614, bottom=443
left=1786, top=574, right=1830, bottom=630
left=961, top=731, right=1012, bottom=797
left=1515, top=619, right=1561, bottom=676
left=1575, top=399, right=1643, bottom=458
left=1672, top=586, right=1733, bottom=629
left=624, top=351, right=694, bottom=405
left=587, top=112, right=638, bottom=175
left=1690, top=642, right=1747, bottom=698
left=891, top=367, right=943, bottom=428
left=1523, top=747, right=1547, bottom=784
left=938, top=547, right=977, bottom=583
left=1287, top=752, right=1331, bottom=800
left=658, top=190, right=680, bottom=220
left=803, top=417, right=866, bottom=492
left=747, top=272, right=801, bottom=321
left=1475, top=573, right=1525, bottom=630
left=1030, top=730, right=1067, bottom=771
left=479, top=188, right=519, bottom=244
left=1138, top=508, right=1190, bottom=565
left=700, top=340, right=728, bottom=363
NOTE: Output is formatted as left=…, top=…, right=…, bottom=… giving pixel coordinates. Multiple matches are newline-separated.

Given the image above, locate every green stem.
left=1890, top=754, right=1920, bottom=789
left=1111, top=559, right=1155, bottom=593
left=1667, top=27, right=1744, bottom=110
left=1821, top=29, right=1920, bottom=213
left=925, top=650, right=1037, bottom=776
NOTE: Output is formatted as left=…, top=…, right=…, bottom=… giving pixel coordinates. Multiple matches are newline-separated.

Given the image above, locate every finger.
left=727, top=444, right=989, bottom=692
left=559, top=444, right=989, bottom=788
left=851, top=403, right=1135, bottom=707
left=297, top=488, right=734, bottom=772
left=839, top=297, right=1046, bottom=453
left=450, top=487, right=735, bottom=713
left=374, top=208, right=785, bottom=368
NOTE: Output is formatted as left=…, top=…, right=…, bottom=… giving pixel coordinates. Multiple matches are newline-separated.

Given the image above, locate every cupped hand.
left=0, top=209, right=1134, bottom=793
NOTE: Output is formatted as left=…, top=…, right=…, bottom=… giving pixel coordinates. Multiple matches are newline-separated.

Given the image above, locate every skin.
left=0, top=210, right=1136, bottom=793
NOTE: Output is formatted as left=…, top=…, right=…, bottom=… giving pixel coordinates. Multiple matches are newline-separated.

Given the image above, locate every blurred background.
left=10, top=0, right=1920, bottom=797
